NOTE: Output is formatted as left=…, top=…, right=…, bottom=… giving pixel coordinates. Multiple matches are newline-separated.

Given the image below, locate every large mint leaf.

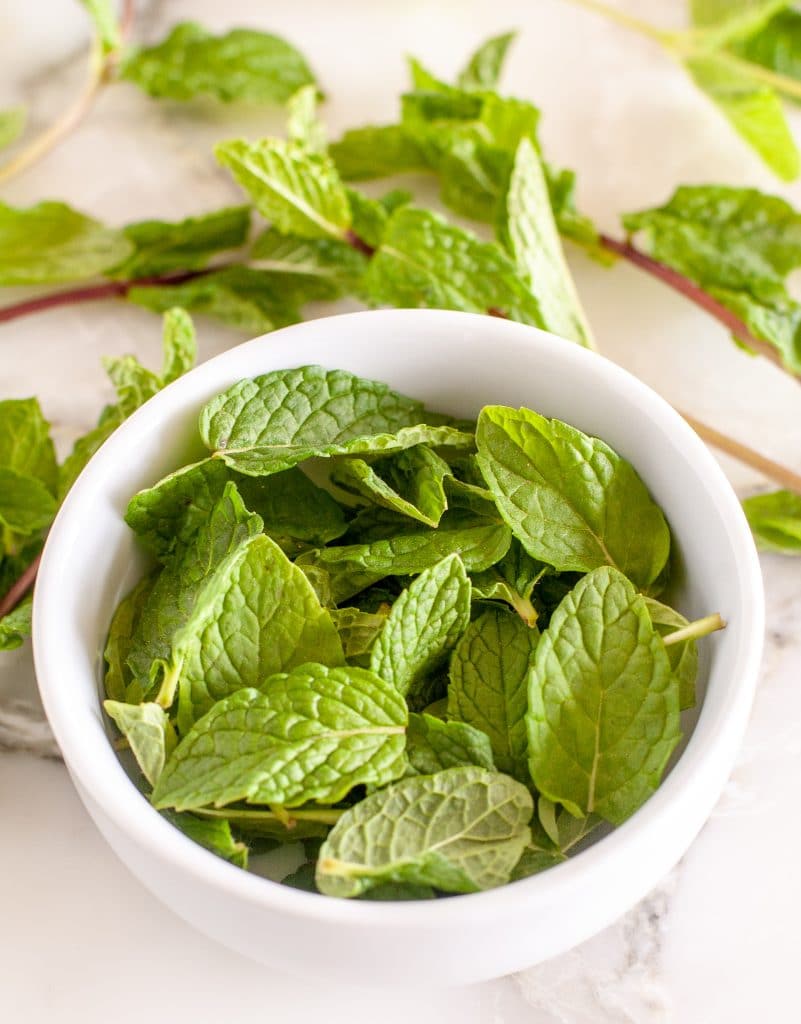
left=405, top=713, right=495, bottom=774
left=499, top=138, right=594, bottom=348
left=743, top=488, right=801, bottom=553
left=297, top=517, right=511, bottom=604
left=316, top=766, right=532, bottom=897
left=250, top=228, right=367, bottom=298
left=456, top=31, right=516, bottom=91
left=476, top=405, right=670, bottom=588
left=449, top=606, right=537, bottom=780
left=152, top=663, right=407, bottom=810
left=0, top=201, right=131, bottom=285
left=369, top=554, right=471, bottom=702
left=643, top=596, right=699, bottom=710
left=120, top=22, right=315, bottom=103
left=103, top=701, right=176, bottom=787
left=216, top=139, right=350, bottom=240
left=111, top=206, right=250, bottom=279
left=104, top=573, right=157, bottom=703
left=527, top=567, right=681, bottom=825
left=0, top=398, right=57, bottom=494
left=171, top=533, right=345, bottom=731
left=364, top=206, right=544, bottom=325
left=332, top=445, right=453, bottom=527
left=0, top=596, right=32, bottom=652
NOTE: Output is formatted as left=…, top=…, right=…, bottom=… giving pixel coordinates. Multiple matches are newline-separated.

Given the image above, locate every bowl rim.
left=33, top=308, right=765, bottom=928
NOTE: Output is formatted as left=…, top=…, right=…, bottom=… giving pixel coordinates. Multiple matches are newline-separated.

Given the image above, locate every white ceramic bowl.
left=34, top=309, right=763, bottom=986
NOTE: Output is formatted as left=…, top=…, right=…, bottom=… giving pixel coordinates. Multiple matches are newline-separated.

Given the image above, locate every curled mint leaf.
left=103, top=573, right=157, bottom=703
left=329, top=606, right=390, bottom=659
left=103, top=700, right=176, bottom=787
left=470, top=540, right=546, bottom=627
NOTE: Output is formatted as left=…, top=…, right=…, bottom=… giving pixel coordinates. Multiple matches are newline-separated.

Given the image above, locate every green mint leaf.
left=152, top=663, right=407, bottom=810
left=684, top=55, right=799, bottom=180
left=730, top=9, right=801, bottom=87
left=102, top=355, right=161, bottom=410
left=329, top=124, right=427, bottom=180
left=690, top=0, right=789, bottom=42
left=527, top=566, right=681, bottom=825
left=104, top=573, right=157, bottom=703
left=405, top=713, right=495, bottom=774
left=407, top=57, right=452, bottom=92
left=79, top=0, right=120, bottom=54
left=329, top=606, right=390, bottom=659
left=169, top=533, right=345, bottom=731
left=120, top=22, right=316, bottom=104
left=111, top=206, right=250, bottom=279
left=215, top=138, right=351, bottom=240
left=287, top=84, right=326, bottom=152
left=0, top=398, right=57, bottom=494
left=163, top=811, right=248, bottom=868
left=364, top=206, right=544, bottom=325
left=59, top=405, right=125, bottom=499
left=160, top=307, right=197, bottom=385
left=103, top=700, right=176, bottom=787
left=297, top=517, right=511, bottom=604
left=0, top=107, right=25, bottom=151
left=370, top=554, right=471, bottom=701
left=476, top=404, right=671, bottom=588
left=743, top=488, right=801, bottom=552
left=456, top=31, right=517, bottom=91
left=470, top=540, right=546, bottom=627
left=448, top=605, right=537, bottom=780
left=345, top=188, right=399, bottom=251
left=0, top=596, right=32, bottom=651
left=0, top=201, right=131, bottom=285
left=128, top=266, right=303, bottom=333
left=510, top=842, right=565, bottom=880
left=643, top=596, right=699, bottom=710
left=545, top=163, right=603, bottom=253
left=315, top=766, right=532, bottom=897
left=250, top=228, right=368, bottom=297
left=0, top=468, right=57, bottom=540
left=498, top=138, right=594, bottom=348
left=332, top=445, right=453, bottom=527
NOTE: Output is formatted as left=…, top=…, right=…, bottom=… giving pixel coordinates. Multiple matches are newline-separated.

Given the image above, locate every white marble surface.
left=2, top=0, right=800, bottom=1019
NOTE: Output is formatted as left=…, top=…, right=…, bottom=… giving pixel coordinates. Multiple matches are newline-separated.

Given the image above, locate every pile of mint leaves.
left=103, top=363, right=717, bottom=897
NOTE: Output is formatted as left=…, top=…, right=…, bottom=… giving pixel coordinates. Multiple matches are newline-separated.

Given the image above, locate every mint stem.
left=662, top=613, right=726, bottom=646
left=0, top=551, right=41, bottom=619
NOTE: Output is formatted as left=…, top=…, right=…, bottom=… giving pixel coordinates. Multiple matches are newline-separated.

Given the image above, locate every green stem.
left=662, top=613, right=726, bottom=646
left=194, top=807, right=346, bottom=826
left=562, top=0, right=674, bottom=44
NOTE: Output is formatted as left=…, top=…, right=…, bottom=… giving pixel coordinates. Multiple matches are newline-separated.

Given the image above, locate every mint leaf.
left=743, top=488, right=801, bottom=552
left=329, top=606, right=390, bottom=659
left=456, top=32, right=516, bottom=91
left=405, top=713, right=495, bottom=774
left=287, top=84, right=326, bottom=152
left=364, top=206, right=544, bottom=324
left=330, top=124, right=427, bottom=180
left=79, top=0, right=120, bottom=54
left=250, top=228, right=367, bottom=297
left=449, top=606, right=537, bottom=780
left=169, top=533, right=345, bottom=730
left=152, top=663, right=407, bottom=810
left=160, top=307, right=197, bottom=384
left=315, top=766, right=532, bottom=897
left=690, top=0, right=789, bottom=41
left=370, top=554, right=471, bottom=701
left=0, top=107, right=24, bottom=151
left=0, top=596, right=32, bottom=651
left=111, top=206, right=250, bottom=279
left=476, top=404, right=671, bottom=588
left=0, top=468, right=57, bottom=539
left=127, top=266, right=304, bottom=333
left=0, top=201, right=131, bottom=285
left=684, top=54, right=799, bottom=181
left=104, top=573, right=157, bottom=703
left=164, top=812, right=248, bottom=868
left=527, top=567, right=681, bottom=825
left=332, top=445, right=453, bottom=527
left=730, top=9, right=801, bottom=87
left=297, top=517, right=511, bottom=604
left=346, top=188, right=411, bottom=250
left=120, top=22, right=315, bottom=103
left=499, top=138, right=594, bottom=348
left=104, top=701, right=176, bottom=787
left=0, top=398, right=57, bottom=494
left=470, top=540, right=546, bottom=627
left=216, top=139, right=351, bottom=239
left=643, top=596, right=699, bottom=710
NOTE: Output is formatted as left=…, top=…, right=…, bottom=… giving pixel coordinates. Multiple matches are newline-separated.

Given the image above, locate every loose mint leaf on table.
left=449, top=606, right=537, bottom=781
left=643, top=596, right=700, bottom=710
left=110, top=206, right=251, bottom=279
left=103, top=700, right=176, bottom=787
left=730, top=9, right=801, bottom=87
left=297, top=516, right=511, bottom=604
left=287, top=83, right=326, bottom=152
left=332, top=445, right=453, bottom=527
left=0, top=596, right=32, bottom=651
left=470, top=540, right=546, bottom=627
left=346, top=188, right=411, bottom=250
left=329, top=607, right=390, bottom=659
left=216, top=139, right=351, bottom=239
left=315, top=766, right=532, bottom=897
left=163, top=811, right=248, bottom=868
left=104, top=573, right=157, bottom=703
left=369, top=554, right=471, bottom=702
left=79, top=0, right=120, bottom=54
left=160, top=307, right=197, bottom=384
left=476, top=405, right=670, bottom=588
left=152, top=663, right=407, bottom=811
left=330, top=125, right=427, bottom=180
left=250, top=228, right=367, bottom=297
left=0, top=107, right=25, bottom=151
left=456, top=31, right=517, bottom=91
left=743, top=489, right=801, bottom=553
left=128, top=266, right=305, bottom=333
left=405, top=713, right=495, bottom=774
left=499, top=137, right=594, bottom=348
left=364, top=206, right=545, bottom=325
left=120, top=22, right=316, bottom=103
left=690, top=0, right=791, bottom=45
left=527, top=567, right=681, bottom=825
left=0, top=201, right=131, bottom=285
left=0, top=468, right=57, bottom=540
left=0, top=398, right=58, bottom=494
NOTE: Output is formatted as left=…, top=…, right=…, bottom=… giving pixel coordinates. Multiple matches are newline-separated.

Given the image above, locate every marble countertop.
left=3, top=1, right=800, bottom=1020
